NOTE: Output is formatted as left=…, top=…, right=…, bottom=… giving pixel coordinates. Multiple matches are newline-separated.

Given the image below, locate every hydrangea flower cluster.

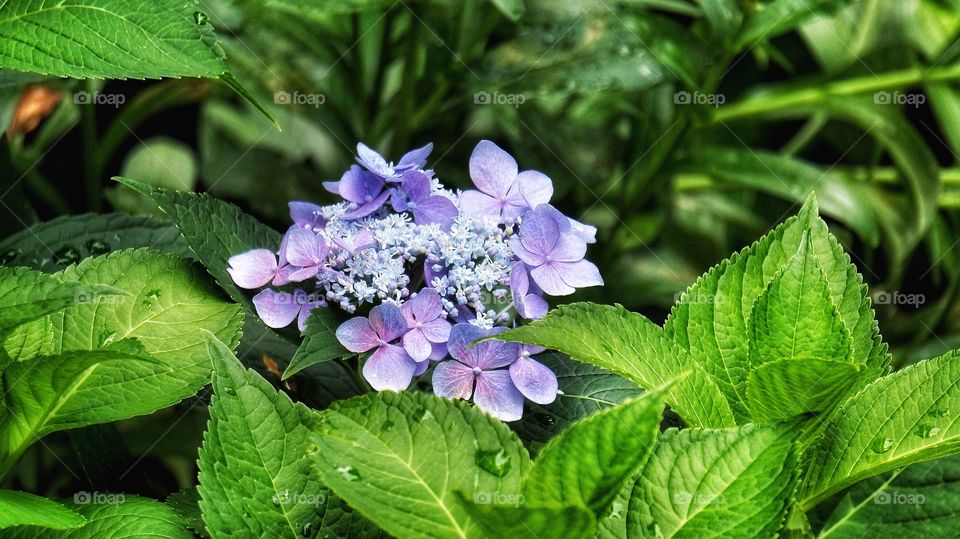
left=227, top=140, right=603, bottom=421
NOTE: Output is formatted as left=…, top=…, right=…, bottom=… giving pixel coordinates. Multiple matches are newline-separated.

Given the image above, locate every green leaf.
left=695, top=0, right=743, bottom=41
left=310, top=392, right=531, bottom=539
left=0, top=490, right=85, bottom=530
left=0, top=213, right=193, bottom=272
left=817, top=455, right=960, bottom=538
left=736, top=0, right=851, bottom=49
left=490, top=0, right=524, bottom=21
left=460, top=501, right=596, bottom=539
left=0, top=250, right=242, bottom=473
left=165, top=489, right=207, bottom=538
left=493, top=303, right=735, bottom=428
left=0, top=1, right=225, bottom=79
left=2, top=495, right=192, bottom=538
left=198, top=332, right=379, bottom=538
left=746, top=359, right=862, bottom=422
left=627, top=424, right=799, bottom=538
left=748, top=237, right=852, bottom=366
left=520, top=387, right=670, bottom=516
left=282, top=309, right=349, bottom=380
left=665, top=195, right=887, bottom=421
left=675, top=147, right=879, bottom=246
left=509, top=352, right=641, bottom=450
left=0, top=266, right=122, bottom=334
left=803, top=349, right=960, bottom=507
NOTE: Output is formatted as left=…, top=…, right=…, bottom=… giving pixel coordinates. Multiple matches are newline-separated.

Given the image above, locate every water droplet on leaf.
left=85, top=239, right=110, bottom=255
left=194, top=11, right=209, bottom=25
left=477, top=448, right=511, bottom=477
left=336, top=465, right=360, bottom=481
left=300, top=522, right=313, bottom=537
left=871, top=437, right=893, bottom=453
left=54, top=246, right=81, bottom=265
left=535, top=413, right=556, bottom=426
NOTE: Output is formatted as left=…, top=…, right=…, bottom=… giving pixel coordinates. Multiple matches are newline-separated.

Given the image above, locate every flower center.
left=472, top=367, right=482, bottom=374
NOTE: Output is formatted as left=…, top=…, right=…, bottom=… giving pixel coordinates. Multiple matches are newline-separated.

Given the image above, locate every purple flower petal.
left=363, top=344, right=417, bottom=391
left=227, top=249, right=278, bottom=289
left=469, top=140, right=517, bottom=198
left=554, top=259, right=604, bottom=289
left=402, top=328, right=433, bottom=362
left=432, top=361, right=475, bottom=400
left=509, top=356, right=558, bottom=404
left=397, top=142, right=433, bottom=170
left=401, top=170, right=431, bottom=201
left=471, top=339, right=519, bottom=370
left=508, top=236, right=545, bottom=266
left=336, top=316, right=380, bottom=353
left=271, top=266, right=294, bottom=286
left=289, top=201, right=326, bottom=230
left=402, top=290, right=442, bottom=324
left=517, top=170, right=553, bottom=209
left=530, top=263, right=576, bottom=296
left=322, top=180, right=340, bottom=194
left=341, top=190, right=391, bottom=220
left=519, top=208, right=561, bottom=258
left=551, top=233, right=588, bottom=263
left=568, top=217, right=597, bottom=244
left=413, top=358, right=430, bottom=376
left=369, top=303, right=408, bottom=342
left=517, top=293, right=548, bottom=320
left=356, top=143, right=395, bottom=178
left=286, top=265, right=320, bottom=283
left=297, top=300, right=325, bottom=332
left=473, top=370, right=525, bottom=421
left=446, top=323, right=488, bottom=364
left=459, top=190, right=502, bottom=221
left=510, top=261, right=531, bottom=297
left=420, top=318, right=452, bottom=343
left=413, top=196, right=458, bottom=230
left=429, top=341, right=448, bottom=361
left=253, top=289, right=301, bottom=329
left=340, top=165, right=386, bottom=204
left=284, top=229, right=325, bottom=267
left=333, top=228, right=376, bottom=253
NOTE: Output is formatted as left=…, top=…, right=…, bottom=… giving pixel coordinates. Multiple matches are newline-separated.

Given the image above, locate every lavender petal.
left=362, top=344, right=417, bottom=391
left=252, top=289, right=301, bottom=329
left=335, top=316, right=380, bottom=353
left=469, top=140, right=518, bottom=198
left=227, top=249, right=278, bottom=289
left=432, top=360, right=475, bottom=400
left=509, top=356, right=558, bottom=405
left=473, top=369, right=525, bottom=422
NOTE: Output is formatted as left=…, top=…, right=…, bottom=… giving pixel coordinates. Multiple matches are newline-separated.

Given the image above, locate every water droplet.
left=419, top=409, right=435, bottom=422
left=1, top=249, right=20, bottom=265
left=306, top=445, right=319, bottom=456
left=300, top=522, right=313, bottom=537
left=915, top=424, right=938, bottom=438
left=535, top=413, right=556, bottom=426
left=145, top=289, right=162, bottom=301
left=929, top=427, right=942, bottom=437
left=224, top=387, right=237, bottom=396
left=85, top=239, right=111, bottom=256
left=336, top=465, right=360, bottom=481
left=382, top=420, right=395, bottom=430
left=477, top=448, right=512, bottom=477
left=609, top=501, right=624, bottom=519
left=54, top=246, right=81, bottom=265
left=194, top=11, right=209, bottom=25
left=929, top=408, right=949, bottom=418
left=871, top=437, right=893, bottom=453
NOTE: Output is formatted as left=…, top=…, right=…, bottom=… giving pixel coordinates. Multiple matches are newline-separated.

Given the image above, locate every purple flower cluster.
left=227, top=140, right=603, bottom=420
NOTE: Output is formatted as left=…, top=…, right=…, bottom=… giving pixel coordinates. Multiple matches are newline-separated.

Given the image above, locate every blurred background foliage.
left=4, top=0, right=960, bottom=376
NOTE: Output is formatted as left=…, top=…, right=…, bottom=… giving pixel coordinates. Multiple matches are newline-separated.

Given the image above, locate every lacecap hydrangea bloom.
left=227, top=140, right=603, bottom=421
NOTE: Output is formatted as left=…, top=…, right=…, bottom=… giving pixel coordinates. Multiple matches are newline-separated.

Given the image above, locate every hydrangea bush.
left=226, top=140, right=602, bottom=420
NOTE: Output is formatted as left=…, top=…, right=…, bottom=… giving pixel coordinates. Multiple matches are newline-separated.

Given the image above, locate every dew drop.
left=419, top=409, right=435, bottom=422
left=929, top=408, right=949, bottom=418
left=477, top=448, right=511, bottom=477
left=224, top=387, right=237, bottom=396
left=609, top=501, right=624, bottom=519
left=871, top=437, right=893, bottom=454
left=336, top=465, right=360, bottom=481
left=54, top=246, right=81, bottom=265
left=194, top=11, right=209, bottom=25
left=300, top=522, right=313, bottom=537
left=915, top=423, right=939, bottom=438
left=535, top=413, right=556, bottom=426
left=1, top=249, right=20, bottom=265
left=145, top=289, right=162, bottom=302
left=85, top=239, right=110, bottom=256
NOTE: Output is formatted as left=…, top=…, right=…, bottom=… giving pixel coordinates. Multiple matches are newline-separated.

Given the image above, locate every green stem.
left=713, top=64, right=960, bottom=123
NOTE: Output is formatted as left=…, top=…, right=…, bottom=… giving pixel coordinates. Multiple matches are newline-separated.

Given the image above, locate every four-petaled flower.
left=509, top=204, right=603, bottom=296
left=288, top=201, right=326, bottom=230
left=391, top=170, right=458, bottom=230
left=460, top=140, right=553, bottom=223
left=336, top=304, right=421, bottom=391
left=432, top=324, right=525, bottom=421
left=276, top=228, right=330, bottom=283
left=399, top=289, right=452, bottom=361
left=356, top=142, right=433, bottom=180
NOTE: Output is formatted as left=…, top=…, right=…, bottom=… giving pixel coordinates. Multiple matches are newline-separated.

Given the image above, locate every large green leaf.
left=0, top=0, right=226, bottom=79
left=281, top=308, right=349, bottom=380
left=2, top=495, right=192, bottom=538
left=817, top=455, right=960, bottom=538
left=803, top=350, right=960, bottom=507
left=310, top=392, right=531, bottom=539
left=493, top=303, right=735, bottom=429
left=461, top=503, right=596, bottom=539
left=746, top=359, right=862, bottom=422
left=198, top=333, right=381, bottom=538
left=0, top=267, right=121, bottom=334
left=627, top=424, right=799, bottom=538
left=0, top=213, right=193, bottom=272
left=0, top=490, right=85, bottom=530
left=665, top=195, right=887, bottom=421
left=0, top=250, right=242, bottom=473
